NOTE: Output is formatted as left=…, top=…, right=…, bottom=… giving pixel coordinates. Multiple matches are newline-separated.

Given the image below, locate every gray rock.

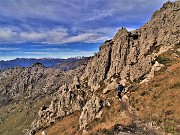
left=79, top=96, right=104, bottom=129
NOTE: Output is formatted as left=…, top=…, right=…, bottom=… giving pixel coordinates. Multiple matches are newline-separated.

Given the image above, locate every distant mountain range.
left=0, top=57, right=88, bottom=70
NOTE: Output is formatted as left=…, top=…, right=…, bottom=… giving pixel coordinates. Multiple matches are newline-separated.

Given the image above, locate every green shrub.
left=167, top=126, right=174, bottom=133
left=156, top=56, right=171, bottom=65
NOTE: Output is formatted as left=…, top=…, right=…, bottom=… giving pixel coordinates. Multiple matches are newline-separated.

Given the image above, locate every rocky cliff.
left=82, top=1, right=179, bottom=89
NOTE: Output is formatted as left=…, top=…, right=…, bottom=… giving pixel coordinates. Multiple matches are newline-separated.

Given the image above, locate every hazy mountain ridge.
left=0, top=57, right=87, bottom=70
left=0, top=1, right=179, bottom=135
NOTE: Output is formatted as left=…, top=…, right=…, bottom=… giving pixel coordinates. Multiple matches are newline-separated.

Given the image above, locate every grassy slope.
left=35, top=112, right=81, bottom=135
left=128, top=46, right=180, bottom=134
left=0, top=98, right=51, bottom=135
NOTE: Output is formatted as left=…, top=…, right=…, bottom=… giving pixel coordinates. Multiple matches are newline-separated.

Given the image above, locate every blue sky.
left=0, top=0, right=174, bottom=60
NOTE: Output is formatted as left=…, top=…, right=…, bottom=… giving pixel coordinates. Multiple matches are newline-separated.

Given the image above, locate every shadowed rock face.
left=0, top=1, right=179, bottom=135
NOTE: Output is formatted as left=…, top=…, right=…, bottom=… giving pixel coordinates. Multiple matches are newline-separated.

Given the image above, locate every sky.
left=0, top=0, right=175, bottom=60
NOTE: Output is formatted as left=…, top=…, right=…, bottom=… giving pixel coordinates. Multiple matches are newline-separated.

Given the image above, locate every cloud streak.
left=0, top=0, right=172, bottom=45
left=0, top=0, right=172, bottom=26
left=0, top=47, right=20, bottom=51
left=0, top=27, right=110, bottom=44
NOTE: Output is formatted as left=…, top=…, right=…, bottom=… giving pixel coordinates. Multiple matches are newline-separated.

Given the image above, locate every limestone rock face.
left=112, top=1, right=179, bottom=82
left=31, top=84, right=85, bottom=130
left=81, top=40, right=113, bottom=91
left=81, top=1, right=179, bottom=88
left=140, top=61, right=164, bottom=84
left=79, top=96, right=103, bottom=129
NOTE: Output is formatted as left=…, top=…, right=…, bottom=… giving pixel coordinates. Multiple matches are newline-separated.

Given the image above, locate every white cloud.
left=87, top=9, right=115, bottom=21
left=0, top=47, right=20, bottom=51
left=0, top=25, right=138, bottom=44
left=58, top=32, right=108, bottom=44
left=0, top=0, right=83, bottom=23
left=0, top=0, right=172, bottom=45
left=0, top=0, right=172, bottom=24
left=0, top=26, right=110, bottom=44
left=0, top=28, right=17, bottom=41
left=126, top=27, right=136, bottom=31
left=20, top=32, right=46, bottom=41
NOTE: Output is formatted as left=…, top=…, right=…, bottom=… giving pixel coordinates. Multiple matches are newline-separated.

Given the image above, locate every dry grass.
left=128, top=49, right=180, bottom=134
left=0, top=98, right=50, bottom=135
left=36, top=112, right=81, bottom=135
left=84, top=90, right=133, bottom=135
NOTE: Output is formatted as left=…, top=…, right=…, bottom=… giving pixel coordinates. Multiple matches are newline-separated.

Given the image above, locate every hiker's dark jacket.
left=116, top=84, right=124, bottom=92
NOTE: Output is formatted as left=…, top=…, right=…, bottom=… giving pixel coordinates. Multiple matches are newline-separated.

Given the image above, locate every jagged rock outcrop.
left=79, top=96, right=104, bottom=129
left=81, top=40, right=113, bottom=91
left=29, top=67, right=89, bottom=132
left=31, top=85, right=85, bottom=131
left=82, top=1, right=179, bottom=90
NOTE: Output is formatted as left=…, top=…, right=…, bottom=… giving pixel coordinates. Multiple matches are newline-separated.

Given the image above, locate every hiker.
left=116, top=82, right=125, bottom=101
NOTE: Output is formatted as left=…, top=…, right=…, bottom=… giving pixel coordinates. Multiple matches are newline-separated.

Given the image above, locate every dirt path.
left=113, top=95, right=162, bottom=135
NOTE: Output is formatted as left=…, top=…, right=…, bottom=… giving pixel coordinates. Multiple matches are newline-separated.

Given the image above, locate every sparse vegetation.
left=128, top=49, right=180, bottom=134
left=35, top=112, right=81, bottom=135
left=156, top=56, right=172, bottom=66
left=0, top=98, right=51, bottom=135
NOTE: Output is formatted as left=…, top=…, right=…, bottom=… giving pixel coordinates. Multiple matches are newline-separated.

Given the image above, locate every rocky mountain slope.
left=52, top=57, right=90, bottom=71
left=0, top=61, right=88, bottom=135
left=0, top=1, right=179, bottom=135
left=0, top=61, right=87, bottom=107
